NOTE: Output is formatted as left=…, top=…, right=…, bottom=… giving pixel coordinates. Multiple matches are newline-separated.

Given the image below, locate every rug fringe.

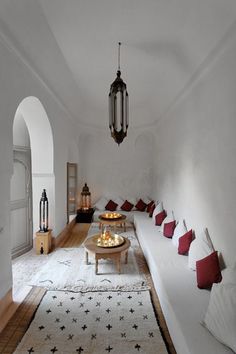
left=35, top=282, right=150, bottom=293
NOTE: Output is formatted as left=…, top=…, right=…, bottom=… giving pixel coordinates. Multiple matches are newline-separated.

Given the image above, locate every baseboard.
left=53, top=218, right=76, bottom=248
left=0, top=289, right=15, bottom=332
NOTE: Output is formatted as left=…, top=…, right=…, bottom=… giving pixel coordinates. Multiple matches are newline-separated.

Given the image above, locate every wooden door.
left=10, top=148, right=33, bottom=258
left=67, top=163, right=77, bottom=223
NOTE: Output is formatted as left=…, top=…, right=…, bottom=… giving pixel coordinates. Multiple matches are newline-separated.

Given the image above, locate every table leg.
left=124, top=222, right=126, bottom=232
left=95, top=256, right=98, bottom=275
left=117, top=256, right=121, bottom=274
left=85, top=251, right=88, bottom=265
left=125, top=250, right=128, bottom=264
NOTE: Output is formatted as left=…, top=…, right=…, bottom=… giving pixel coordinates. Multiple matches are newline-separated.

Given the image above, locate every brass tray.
left=100, top=212, right=122, bottom=220
left=93, top=234, right=125, bottom=248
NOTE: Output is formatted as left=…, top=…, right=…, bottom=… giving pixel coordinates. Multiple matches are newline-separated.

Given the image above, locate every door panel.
left=10, top=149, right=32, bottom=258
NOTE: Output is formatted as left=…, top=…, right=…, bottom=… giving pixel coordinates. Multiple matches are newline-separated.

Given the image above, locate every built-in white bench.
left=133, top=212, right=233, bottom=354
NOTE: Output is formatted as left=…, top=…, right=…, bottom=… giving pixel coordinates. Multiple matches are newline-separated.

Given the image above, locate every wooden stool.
left=35, top=230, right=52, bottom=255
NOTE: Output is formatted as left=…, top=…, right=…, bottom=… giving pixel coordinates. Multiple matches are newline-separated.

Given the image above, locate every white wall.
left=152, top=25, right=236, bottom=267
left=0, top=33, right=79, bottom=299
left=77, top=127, right=156, bottom=205
left=13, top=113, right=30, bottom=148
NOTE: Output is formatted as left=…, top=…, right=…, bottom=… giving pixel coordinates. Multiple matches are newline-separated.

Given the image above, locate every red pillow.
left=105, top=199, right=118, bottom=211
left=121, top=200, right=134, bottom=212
left=135, top=199, right=147, bottom=212
left=146, top=201, right=154, bottom=213
left=196, top=251, right=222, bottom=289
left=149, top=203, right=156, bottom=218
left=163, top=220, right=176, bottom=238
left=178, top=230, right=193, bottom=255
left=155, top=210, right=166, bottom=226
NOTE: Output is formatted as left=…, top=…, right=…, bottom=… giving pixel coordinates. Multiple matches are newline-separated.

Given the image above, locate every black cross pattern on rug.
left=105, top=345, right=113, bottom=352
left=15, top=290, right=167, bottom=354
left=135, top=343, right=141, bottom=351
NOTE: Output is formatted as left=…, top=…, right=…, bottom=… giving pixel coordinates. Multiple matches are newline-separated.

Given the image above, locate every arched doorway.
left=11, top=97, right=54, bottom=258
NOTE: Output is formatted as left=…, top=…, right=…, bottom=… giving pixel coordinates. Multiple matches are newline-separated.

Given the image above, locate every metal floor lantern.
left=39, top=189, right=49, bottom=232
left=109, top=42, right=129, bottom=145
left=80, top=183, right=91, bottom=210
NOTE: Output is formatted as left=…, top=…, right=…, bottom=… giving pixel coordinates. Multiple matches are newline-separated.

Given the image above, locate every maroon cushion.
left=178, top=229, right=194, bottom=255
left=146, top=200, right=154, bottom=213
left=155, top=210, right=167, bottom=226
left=105, top=199, right=118, bottom=211
left=149, top=203, right=156, bottom=218
left=135, top=199, right=147, bottom=212
left=121, top=200, right=134, bottom=212
left=163, top=220, right=176, bottom=238
left=196, top=251, right=222, bottom=289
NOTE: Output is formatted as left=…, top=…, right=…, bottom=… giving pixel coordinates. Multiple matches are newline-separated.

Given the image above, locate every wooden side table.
left=98, top=214, right=127, bottom=233
left=35, top=230, right=52, bottom=255
left=76, top=208, right=94, bottom=223
left=83, top=235, right=130, bottom=274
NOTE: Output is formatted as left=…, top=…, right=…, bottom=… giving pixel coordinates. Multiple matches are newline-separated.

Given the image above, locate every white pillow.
left=152, top=202, right=163, bottom=221
left=172, top=219, right=187, bottom=247
left=160, top=212, right=175, bottom=233
left=203, top=282, right=236, bottom=352
left=221, top=263, right=236, bottom=285
left=113, top=197, right=124, bottom=210
left=94, top=196, right=108, bottom=210
left=188, top=230, right=214, bottom=270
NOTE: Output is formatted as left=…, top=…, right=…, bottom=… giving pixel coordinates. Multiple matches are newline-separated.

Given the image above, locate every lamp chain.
left=118, top=42, right=121, bottom=71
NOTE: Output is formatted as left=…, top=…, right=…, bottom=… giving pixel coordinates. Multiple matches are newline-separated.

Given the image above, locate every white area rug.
left=27, top=224, right=148, bottom=292
left=12, top=250, right=50, bottom=296
left=14, top=290, right=168, bottom=354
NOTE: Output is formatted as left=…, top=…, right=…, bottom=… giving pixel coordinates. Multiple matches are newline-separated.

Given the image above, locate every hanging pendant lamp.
left=109, top=42, right=129, bottom=145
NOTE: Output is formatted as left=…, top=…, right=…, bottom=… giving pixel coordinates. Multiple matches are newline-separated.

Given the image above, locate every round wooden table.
left=98, top=214, right=127, bottom=233
left=83, top=235, right=131, bottom=274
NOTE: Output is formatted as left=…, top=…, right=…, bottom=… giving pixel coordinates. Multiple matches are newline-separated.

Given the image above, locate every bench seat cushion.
left=133, top=213, right=232, bottom=354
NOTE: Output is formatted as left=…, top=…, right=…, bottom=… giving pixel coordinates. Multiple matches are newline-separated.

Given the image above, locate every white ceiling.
left=0, top=0, right=236, bottom=128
